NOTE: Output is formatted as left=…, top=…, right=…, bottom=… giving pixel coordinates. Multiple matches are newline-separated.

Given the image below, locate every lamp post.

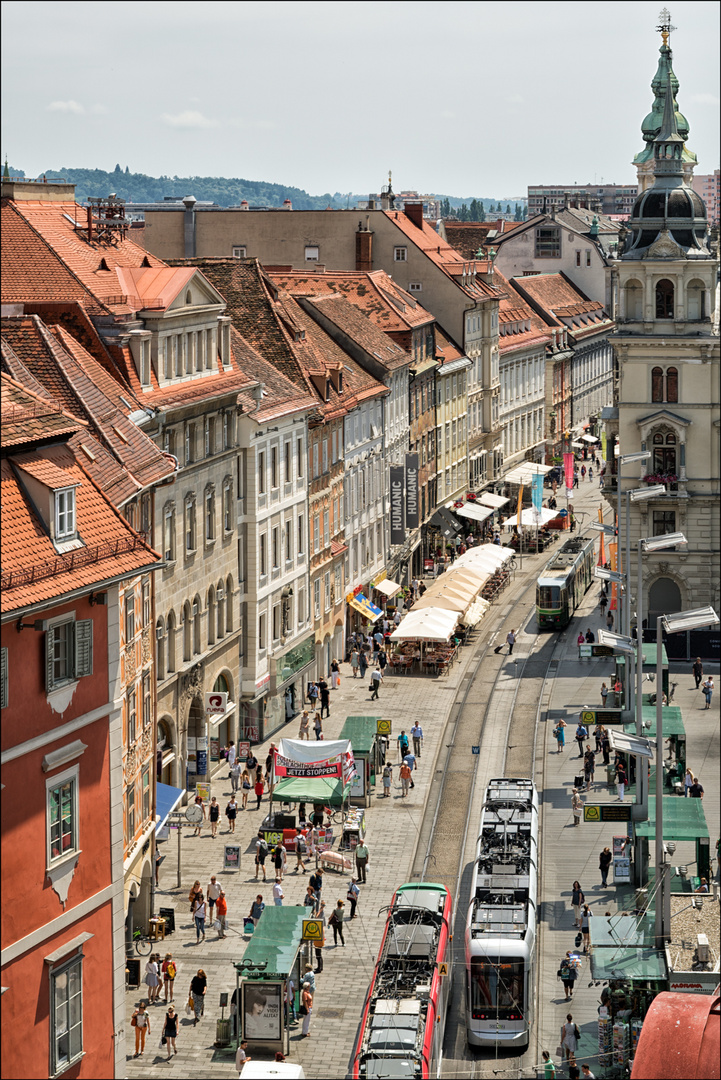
left=615, top=451, right=652, bottom=635
left=654, top=606, right=719, bottom=949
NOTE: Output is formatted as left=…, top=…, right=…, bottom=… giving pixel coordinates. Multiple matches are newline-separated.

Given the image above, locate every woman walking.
left=208, top=796, right=220, bottom=838
left=300, top=982, right=313, bottom=1037
left=702, top=676, right=714, bottom=709
left=192, top=891, right=207, bottom=943
left=350, top=647, right=360, bottom=679
left=131, top=1000, right=151, bottom=1057
left=580, top=904, right=593, bottom=954
left=225, top=795, right=238, bottom=832
left=600, top=682, right=608, bottom=707
left=248, top=894, right=265, bottom=928
left=571, top=881, right=585, bottom=928
left=331, top=658, right=341, bottom=689
left=240, top=772, right=251, bottom=810
left=162, top=1005, right=178, bottom=1059
left=615, top=760, right=627, bottom=802
left=554, top=719, right=566, bottom=753
left=298, top=711, right=310, bottom=740
left=294, top=830, right=308, bottom=873
left=144, top=954, right=161, bottom=1002
left=162, top=954, right=177, bottom=1003
left=190, top=969, right=207, bottom=1025
left=313, top=711, right=323, bottom=740
left=188, top=880, right=201, bottom=915
left=571, top=788, right=583, bottom=826
left=254, top=771, right=265, bottom=810
left=560, top=1013, right=579, bottom=1063
left=329, top=900, right=345, bottom=946
left=684, top=767, right=693, bottom=797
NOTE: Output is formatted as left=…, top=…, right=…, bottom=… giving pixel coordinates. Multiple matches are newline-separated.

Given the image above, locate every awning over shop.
left=271, top=776, right=351, bottom=805
left=571, top=440, right=585, bottom=448
left=582, top=434, right=599, bottom=443
left=155, top=783, right=185, bottom=834
left=455, top=503, right=494, bottom=523
left=346, top=592, right=383, bottom=622
left=373, top=578, right=403, bottom=599
left=475, top=492, right=509, bottom=509
left=634, top=797, right=709, bottom=841
left=590, top=946, right=667, bottom=983
left=503, top=462, right=553, bottom=485
left=504, top=506, right=558, bottom=527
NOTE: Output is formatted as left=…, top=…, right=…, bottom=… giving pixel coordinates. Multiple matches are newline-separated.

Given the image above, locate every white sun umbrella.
left=390, top=607, right=458, bottom=641
left=504, top=506, right=558, bottom=527
left=421, top=577, right=479, bottom=603
left=414, top=593, right=468, bottom=613
left=461, top=596, right=491, bottom=627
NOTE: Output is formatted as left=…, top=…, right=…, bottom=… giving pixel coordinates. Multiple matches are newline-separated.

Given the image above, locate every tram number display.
left=580, top=709, right=624, bottom=726
left=584, top=804, right=632, bottom=822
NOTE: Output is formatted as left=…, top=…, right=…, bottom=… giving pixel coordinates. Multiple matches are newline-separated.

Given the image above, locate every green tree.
left=459, top=203, right=469, bottom=221
left=441, top=197, right=451, bottom=218
left=514, top=203, right=522, bottom=221
left=506, top=204, right=511, bottom=214
left=469, top=198, right=480, bottom=221
left=478, top=202, right=486, bottom=221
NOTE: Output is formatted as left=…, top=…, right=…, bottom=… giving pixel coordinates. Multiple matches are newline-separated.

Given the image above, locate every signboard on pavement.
left=224, top=845, right=241, bottom=871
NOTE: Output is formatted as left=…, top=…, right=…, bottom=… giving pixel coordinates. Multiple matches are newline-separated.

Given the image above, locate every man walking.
left=410, top=722, right=424, bottom=759
left=207, top=875, right=222, bottom=924
left=347, top=878, right=360, bottom=919
left=692, top=657, right=703, bottom=690
left=318, top=677, right=330, bottom=719
left=403, top=750, right=417, bottom=789
left=273, top=878, right=284, bottom=906
left=355, top=841, right=369, bottom=883
left=370, top=666, right=382, bottom=700
left=599, top=847, right=612, bottom=888
left=575, top=721, right=588, bottom=758
left=506, top=628, right=516, bottom=655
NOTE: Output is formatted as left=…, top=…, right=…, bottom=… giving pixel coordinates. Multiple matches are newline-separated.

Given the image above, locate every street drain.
left=315, top=1008, right=345, bottom=1019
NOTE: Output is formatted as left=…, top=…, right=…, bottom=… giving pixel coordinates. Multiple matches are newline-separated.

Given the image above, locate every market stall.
left=339, top=715, right=385, bottom=807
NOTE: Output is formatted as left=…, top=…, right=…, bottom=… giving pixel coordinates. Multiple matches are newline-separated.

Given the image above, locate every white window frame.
left=232, top=245, right=247, bottom=258
left=305, top=245, right=319, bottom=262
left=49, top=950, right=84, bottom=1076
left=55, top=488, right=76, bottom=541
left=164, top=505, right=176, bottom=562
left=205, top=489, right=215, bottom=542
left=314, top=578, right=321, bottom=619
left=393, top=246, right=407, bottom=262
left=408, top=281, right=422, bottom=292
left=46, top=764, right=80, bottom=869
left=324, top=570, right=331, bottom=612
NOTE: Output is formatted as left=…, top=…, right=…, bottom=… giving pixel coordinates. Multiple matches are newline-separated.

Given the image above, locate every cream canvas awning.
left=390, top=607, right=458, bottom=641
left=503, top=462, right=553, bottom=485
left=455, top=503, right=494, bottom=523
left=475, top=492, right=509, bottom=509
left=582, top=434, right=599, bottom=443
left=373, top=578, right=403, bottom=598
left=504, top=507, right=558, bottom=527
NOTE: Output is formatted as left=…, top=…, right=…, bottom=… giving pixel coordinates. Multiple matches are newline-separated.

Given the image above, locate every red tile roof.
left=443, top=220, right=523, bottom=259
left=301, top=294, right=409, bottom=372
left=508, top=273, right=613, bottom=342
left=491, top=269, right=552, bottom=354
left=1, top=371, right=84, bottom=448
left=268, top=270, right=434, bottom=332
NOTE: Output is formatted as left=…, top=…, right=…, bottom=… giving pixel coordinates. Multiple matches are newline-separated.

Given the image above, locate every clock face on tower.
left=185, top=804, right=203, bottom=824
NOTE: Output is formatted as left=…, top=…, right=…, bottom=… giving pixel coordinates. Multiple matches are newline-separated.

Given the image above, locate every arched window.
left=226, top=575, right=234, bottom=632
left=624, top=279, right=643, bottom=320
left=183, top=602, right=192, bottom=662
left=652, top=432, right=677, bottom=477
left=207, top=586, right=216, bottom=646
left=167, top=610, right=176, bottom=673
left=655, top=279, right=674, bottom=319
left=686, top=279, right=705, bottom=321
left=652, top=366, right=678, bottom=404
left=213, top=673, right=231, bottom=697
left=651, top=367, right=664, bottom=403
left=216, top=580, right=225, bottom=640
left=666, top=367, right=678, bottom=403
left=156, top=618, right=165, bottom=680
left=193, top=595, right=202, bottom=655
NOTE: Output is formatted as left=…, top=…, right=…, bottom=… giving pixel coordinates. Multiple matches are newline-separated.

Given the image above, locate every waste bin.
left=215, top=1017, right=231, bottom=1048
left=158, top=907, right=175, bottom=934
left=606, top=765, right=616, bottom=792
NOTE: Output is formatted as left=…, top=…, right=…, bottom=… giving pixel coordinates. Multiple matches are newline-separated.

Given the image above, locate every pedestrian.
left=542, top=1050, right=556, bottom=1079
left=577, top=631, right=585, bottom=650
left=599, top=847, right=612, bottom=888
left=382, top=761, right=393, bottom=797
left=230, top=760, right=241, bottom=794
left=606, top=610, right=614, bottom=631
left=298, top=710, right=310, bottom=740
left=558, top=952, right=577, bottom=1000
left=613, top=677, right=622, bottom=706
left=615, top=761, right=627, bottom=801
left=273, top=840, right=287, bottom=880
left=393, top=609, right=402, bottom=625
left=573, top=470, right=579, bottom=489
left=683, top=767, right=693, bottom=797
left=581, top=1066, right=596, bottom=1080
left=304, top=884, right=316, bottom=912
left=399, top=760, right=412, bottom=797
left=273, top=877, right=284, bottom=906
left=225, top=794, right=238, bottom=831
left=240, top=771, right=251, bottom=810
left=331, top=657, right=341, bottom=689
left=689, top=776, right=704, bottom=798
left=601, top=728, right=611, bottom=766
left=215, top=890, right=227, bottom=938
left=254, top=772, right=264, bottom=810
left=584, top=745, right=595, bottom=790
left=131, top=1000, right=151, bottom=1057
left=575, top=721, right=588, bottom=758
left=255, top=832, right=269, bottom=880
left=560, top=1014, right=579, bottom=1062
left=588, top=467, right=593, bottom=481
left=347, top=877, right=360, bottom=919
left=506, top=628, right=516, bottom=655
left=245, top=749, right=258, bottom=785
left=208, top=796, right=220, bottom=838
left=358, top=649, right=368, bottom=680
left=191, top=792, right=206, bottom=837
left=307, top=680, right=319, bottom=710
left=236, top=1040, right=251, bottom=1073
left=594, top=723, right=604, bottom=753
left=191, top=891, right=206, bottom=942
left=350, top=648, right=360, bottom=678
left=702, top=676, right=714, bottom=709
left=313, top=711, right=323, bottom=739
left=188, top=879, right=201, bottom=914
left=248, top=894, right=265, bottom=928
left=692, top=656, right=704, bottom=689
left=600, top=682, right=608, bottom=707
left=581, top=904, right=593, bottom=953
left=162, top=1005, right=178, bottom=1060
left=585, top=628, right=595, bottom=644
left=300, top=982, right=313, bottom=1037
left=318, top=677, right=331, bottom=718
left=410, top=722, right=424, bottom=758
left=599, top=593, right=608, bottom=615
left=207, top=875, right=221, bottom=922
left=309, top=866, right=324, bottom=901
left=265, top=745, right=277, bottom=798
left=370, top=666, right=382, bottom=700
left=378, top=648, right=388, bottom=672
left=190, top=968, right=207, bottom=1025
left=329, top=899, right=346, bottom=945
left=581, top=465, right=586, bottom=481
left=144, top=954, right=161, bottom=1002
left=227, top=741, right=236, bottom=774
left=162, top=954, right=177, bottom=1003
left=571, top=788, right=583, bottom=826
left=355, top=841, right=369, bottom=883
left=571, top=881, right=585, bottom=927
left=285, top=974, right=297, bottom=1024
left=294, top=829, right=308, bottom=873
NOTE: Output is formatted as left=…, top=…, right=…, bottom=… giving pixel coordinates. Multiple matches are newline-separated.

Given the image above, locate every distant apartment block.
left=528, top=183, right=638, bottom=217
left=691, top=171, right=720, bottom=225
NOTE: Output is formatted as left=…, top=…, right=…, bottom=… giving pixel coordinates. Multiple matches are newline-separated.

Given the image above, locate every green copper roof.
left=634, top=796, right=709, bottom=841
left=234, top=905, right=306, bottom=979
left=634, top=41, right=696, bottom=168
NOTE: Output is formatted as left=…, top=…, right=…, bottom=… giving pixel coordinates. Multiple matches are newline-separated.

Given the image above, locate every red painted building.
left=0, top=374, right=161, bottom=1079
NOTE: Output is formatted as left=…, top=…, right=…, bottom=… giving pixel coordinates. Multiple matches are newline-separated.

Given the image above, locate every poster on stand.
left=242, top=981, right=282, bottom=1041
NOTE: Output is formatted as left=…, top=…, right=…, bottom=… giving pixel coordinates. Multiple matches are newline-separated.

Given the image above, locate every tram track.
left=411, top=524, right=601, bottom=1079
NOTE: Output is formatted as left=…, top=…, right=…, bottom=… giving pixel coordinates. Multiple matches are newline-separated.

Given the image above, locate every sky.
left=2, top=0, right=718, bottom=199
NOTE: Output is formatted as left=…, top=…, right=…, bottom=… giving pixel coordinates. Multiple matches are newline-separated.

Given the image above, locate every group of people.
left=188, top=875, right=228, bottom=941
left=131, top=961, right=199, bottom=1059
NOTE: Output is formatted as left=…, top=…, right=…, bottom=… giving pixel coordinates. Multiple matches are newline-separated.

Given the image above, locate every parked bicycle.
left=133, top=927, right=154, bottom=956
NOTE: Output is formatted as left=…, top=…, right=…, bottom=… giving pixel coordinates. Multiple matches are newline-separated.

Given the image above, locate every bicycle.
left=133, top=928, right=154, bottom=956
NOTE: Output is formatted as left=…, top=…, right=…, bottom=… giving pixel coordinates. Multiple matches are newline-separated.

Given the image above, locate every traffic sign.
left=580, top=708, right=624, bottom=726
left=438, top=963, right=449, bottom=977
left=472, top=746, right=480, bottom=755
left=376, top=719, right=392, bottom=735
left=302, top=919, right=323, bottom=942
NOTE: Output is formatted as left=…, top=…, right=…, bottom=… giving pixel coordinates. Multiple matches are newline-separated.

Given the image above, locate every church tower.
left=632, top=7, right=697, bottom=193
left=609, top=15, right=719, bottom=631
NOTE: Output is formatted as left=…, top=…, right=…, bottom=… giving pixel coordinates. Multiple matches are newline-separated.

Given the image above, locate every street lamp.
left=590, top=522, right=616, bottom=536
left=654, top=606, right=719, bottom=948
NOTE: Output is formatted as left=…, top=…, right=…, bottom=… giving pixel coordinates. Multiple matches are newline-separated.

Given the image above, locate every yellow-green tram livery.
left=536, top=535, right=595, bottom=628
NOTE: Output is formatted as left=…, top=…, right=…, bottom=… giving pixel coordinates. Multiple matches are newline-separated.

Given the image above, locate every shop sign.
left=405, top=453, right=419, bottom=530
left=205, top=691, right=227, bottom=716
left=390, top=465, right=405, bottom=545
left=196, top=782, right=210, bottom=801
left=277, top=637, right=315, bottom=684
left=238, top=741, right=251, bottom=759
left=255, top=673, right=270, bottom=692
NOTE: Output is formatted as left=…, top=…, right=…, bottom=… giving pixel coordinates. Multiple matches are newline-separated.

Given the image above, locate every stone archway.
left=647, top=576, right=682, bottom=627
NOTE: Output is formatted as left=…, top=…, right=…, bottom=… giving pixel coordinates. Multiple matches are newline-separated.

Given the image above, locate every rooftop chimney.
left=183, top=195, right=197, bottom=258
left=283, top=198, right=293, bottom=210
left=404, top=202, right=424, bottom=230
left=240, top=199, right=249, bottom=210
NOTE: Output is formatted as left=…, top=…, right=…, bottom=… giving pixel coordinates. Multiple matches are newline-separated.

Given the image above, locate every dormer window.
left=55, top=488, right=77, bottom=541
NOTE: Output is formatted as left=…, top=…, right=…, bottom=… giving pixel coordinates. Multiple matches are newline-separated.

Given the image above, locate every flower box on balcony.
left=643, top=474, right=677, bottom=485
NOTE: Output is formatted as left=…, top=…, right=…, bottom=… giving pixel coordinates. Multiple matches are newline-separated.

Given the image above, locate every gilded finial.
left=657, top=7, right=675, bottom=47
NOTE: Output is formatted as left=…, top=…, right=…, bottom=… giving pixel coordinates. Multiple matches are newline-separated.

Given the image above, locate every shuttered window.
left=46, top=620, right=93, bottom=691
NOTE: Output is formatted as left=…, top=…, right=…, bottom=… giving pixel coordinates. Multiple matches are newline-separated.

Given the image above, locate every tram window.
left=538, top=586, right=561, bottom=608
left=470, top=958, right=525, bottom=1019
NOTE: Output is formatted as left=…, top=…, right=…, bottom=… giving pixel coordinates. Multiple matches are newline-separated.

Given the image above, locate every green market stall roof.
left=271, top=776, right=351, bottom=805
left=339, top=715, right=382, bottom=755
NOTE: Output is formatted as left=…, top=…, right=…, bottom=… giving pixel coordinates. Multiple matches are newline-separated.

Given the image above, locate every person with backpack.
left=255, top=833, right=269, bottom=881
left=328, top=900, right=345, bottom=946
left=162, top=954, right=177, bottom=1003
left=557, top=953, right=577, bottom=1001
left=248, top=894, right=265, bottom=928
left=273, top=841, right=287, bottom=881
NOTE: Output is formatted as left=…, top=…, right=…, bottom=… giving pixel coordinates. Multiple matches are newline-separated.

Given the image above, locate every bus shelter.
left=233, top=906, right=311, bottom=1056
left=636, top=797, right=710, bottom=887
left=616, top=644, right=668, bottom=705
left=339, top=715, right=384, bottom=808
left=624, top=707, right=686, bottom=791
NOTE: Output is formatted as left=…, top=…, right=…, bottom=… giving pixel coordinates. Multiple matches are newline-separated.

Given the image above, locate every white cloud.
left=689, top=92, right=720, bottom=106
left=48, top=100, right=84, bottom=114
left=160, top=109, right=219, bottom=129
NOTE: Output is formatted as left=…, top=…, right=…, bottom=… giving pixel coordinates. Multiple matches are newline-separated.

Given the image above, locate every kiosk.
left=338, top=715, right=385, bottom=808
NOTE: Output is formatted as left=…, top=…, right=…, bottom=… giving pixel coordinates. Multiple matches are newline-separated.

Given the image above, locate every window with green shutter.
left=45, top=619, right=93, bottom=690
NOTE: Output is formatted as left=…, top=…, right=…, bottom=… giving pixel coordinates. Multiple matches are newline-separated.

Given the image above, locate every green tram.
left=536, top=535, right=596, bottom=628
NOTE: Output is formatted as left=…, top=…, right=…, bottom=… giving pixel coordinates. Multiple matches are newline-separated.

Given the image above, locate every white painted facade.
left=344, top=395, right=387, bottom=590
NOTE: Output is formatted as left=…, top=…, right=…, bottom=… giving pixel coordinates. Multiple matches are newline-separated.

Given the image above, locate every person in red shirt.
left=215, top=890, right=228, bottom=938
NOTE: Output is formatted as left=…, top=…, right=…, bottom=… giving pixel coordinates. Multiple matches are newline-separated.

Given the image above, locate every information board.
left=580, top=708, right=624, bottom=726
left=584, top=804, right=632, bottom=823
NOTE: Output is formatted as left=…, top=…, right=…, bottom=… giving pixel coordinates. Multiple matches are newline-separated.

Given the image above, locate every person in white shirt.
left=410, top=723, right=424, bottom=758
left=226, top=743, right=236, bottom=772
left=273, top=878, right=284, bottom=906
left=235, top=1040, right=251, bottom=1072
left=207, top=875, right=222, bottom=922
